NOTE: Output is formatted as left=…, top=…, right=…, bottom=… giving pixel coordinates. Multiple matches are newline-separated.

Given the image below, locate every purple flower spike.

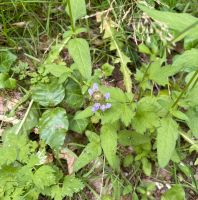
left=88, top=88, right=94, bottom=96
left=92, top=103, right=100, bottom=112
left=100, top=104, right=106, bottom=112
left=104, top=92, right=110, bottom=100
left=105, top=103, right=112, bottom=109
left=92, top=83, right=99, bottom=91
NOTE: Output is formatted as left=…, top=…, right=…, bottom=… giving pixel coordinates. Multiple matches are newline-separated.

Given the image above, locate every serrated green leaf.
left=68, top=38, right=92, bottom=80
left=66, top=0, right=86, bottom=26
left=74, top=142, right=101, bottom=172
left=161, top=185, right=185, bottom=200
left=31, top=80, right=65, bottom=107
left=33, top=166, right=56, bottom=190
left=0, top=50, right=17, bottom=73
left=69, top=117, right=88, bottom=134
left=0, top=73, right=16, bottom=89
left=39, top=108, right=69, bottom=150
left=118, top=130, right=150, bottom=146
left=186, top=108, right=198, bottom=138
left=65, top=79, right=83, bottom=109
left=132, top=97, right=160, bottom=134
left=157, top=117, right=179, bottom=168
left=100, top=124, right=119, bottom=171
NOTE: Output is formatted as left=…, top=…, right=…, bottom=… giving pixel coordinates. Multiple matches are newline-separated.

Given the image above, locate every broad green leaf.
left=31, top=80, right=65, bottom=107
left=172, top=49, right=198, bottom=71
left=68, top=38, right=92, bottom=80
left=69, top=117, right=88, bottom=134
left=0, top=50, right=17, bottom=73
left=39, top=108, right=69, bottom=150
left=45, top=64, right=71, bottom=77
left=85, top=131, right=100, bottom=143
left=33, top=166, right=56, bottom=190
left=118, top=130, right=150, bottom=146
left=62, top=175, right=84, bottom=197
left=100, top=87, right=135, bottom=126
left=138, top=4, right=198, bottom=44
left=161, top=185, right=185, bottom=200
left=142, top=157, right=151, bottom=176
left=100, top=124, right=119, bottom=170
left=66, top=0, right=86, bottom=26
left=74, top=142, right=101, bottom=172
left=74, top=106, right=93, bottom=120
left=157, top=117, right=179, bottom=168
left=65, top=79, right=83, bottom=109
left=132, top=97, right=160, bottom=134
left=0, top=73, right=16, bottom=89
left=186, top=108, right=198, bottom=138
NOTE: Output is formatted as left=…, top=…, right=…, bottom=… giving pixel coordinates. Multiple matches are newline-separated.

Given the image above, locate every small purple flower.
left=92, top=103, right=100, bottom=112
left=100, top=104, right=106, bottom=112
left=88, top=83, right=99, bottom=97
left=104, top=92, right=110, bottom=100
left=105, top=103, right=112, bottom=109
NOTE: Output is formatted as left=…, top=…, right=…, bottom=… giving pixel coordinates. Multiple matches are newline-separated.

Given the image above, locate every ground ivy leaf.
left=100, top=124, right=120, bottom=171
left=31, top=80, right=65, bottom=107
left=157, top=117, right=179, bottom=168
left=39, top=108, right=69, bottom=150
left=68, top=38, right=92, bottom=80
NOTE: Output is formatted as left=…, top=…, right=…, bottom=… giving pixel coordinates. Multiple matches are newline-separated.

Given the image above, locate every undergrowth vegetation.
left=0, top=0, right=198, bottom=199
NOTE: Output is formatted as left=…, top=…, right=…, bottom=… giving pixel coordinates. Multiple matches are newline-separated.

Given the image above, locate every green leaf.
left=172, top=49, right=198, bottom=71
left=66, top=0, right=86, bottom=26
left=102, top=63, right=115, bottom=77
left=74, top=106, right=93, bottom=120
left=39, top=108, right=69, bottom=150
left=31, top=80, right=65, bottom=107
left=33, top=166, right=56, bottom=190
left=157, top=117, right=179, bottom=168
left=85, top=131, right=100, bottom=143
left=69, top=117, right=88, bottom=134
left=0, top=50, right=17, bottom=73
left=45, top=64, right=71, bottom=77
left=65, top=79, right=83, bottom=109
left=132, top=97, right=160, bottom=134
left=0, top=73, right=16, bottom=89
left=100, top=87, right=135, bottom=126
left=68, top=38, right=92, bottom=80
left=74, top=142, right=101, bottom=172
left=186, top=108, right=198, bottom=138
left=142, top=158, right=151, bottom=176
left=161, top=185, right=185, bottom=200
left=62, top=175, right=84, bottom=197
left=100, top=124, right=119, bottom=171
left=138, top=4, right=198, bottom=44
left=118, top=130, right=150, bottom=146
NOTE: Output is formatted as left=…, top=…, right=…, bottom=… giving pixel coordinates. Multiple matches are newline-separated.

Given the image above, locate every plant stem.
left=171, top=70, right=198, bottom=109
left=67, top=0, right=75, bottom=32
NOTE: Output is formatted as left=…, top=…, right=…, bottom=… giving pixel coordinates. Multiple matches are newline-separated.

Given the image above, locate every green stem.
left=67, top=0, right=75, bottom=32
left=171, top=70, right=198, bottom=109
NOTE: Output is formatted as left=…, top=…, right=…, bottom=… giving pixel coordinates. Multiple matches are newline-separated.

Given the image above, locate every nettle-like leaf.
left=0, top=50, right=17, bottom=73
left=68, top=38, right=92, bottom=80
left=0, top=73, right=16, bottom=89
left=157, top=117, right=179, bottom=168
left=65, top=79, right=83, bottom=109
left=100, top=87, right=135, bottom=126
left=31, top=80, right=65, bottom=107
left=39, top=108, right=69, bottom=150
left=74, top=141, right=101, bottom=172
left=118, top=130, right=150, bottom=147
left=100, top=124, right=120, bottom=171
left=138, top=4, right=198, bottom=45
left=66, top=0, right=86, bottom=26
left=172, top=48, right=198, bottom=71
left=132, top=97, right=160, bottom=134
left=33, top=166, right=56, bottom=190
